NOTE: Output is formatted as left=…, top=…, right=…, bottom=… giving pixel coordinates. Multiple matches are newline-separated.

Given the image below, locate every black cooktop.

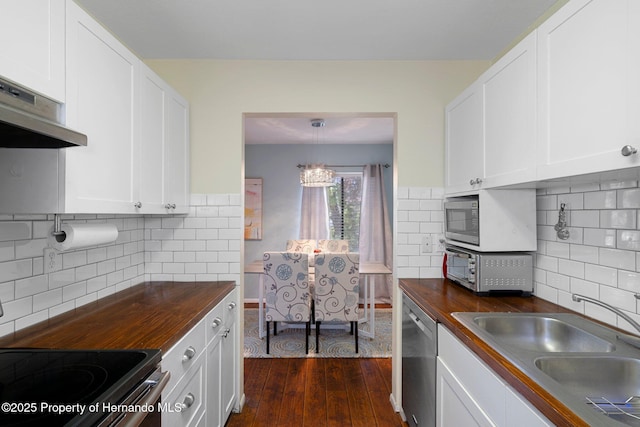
left=0, top=349, right=161, bottom=426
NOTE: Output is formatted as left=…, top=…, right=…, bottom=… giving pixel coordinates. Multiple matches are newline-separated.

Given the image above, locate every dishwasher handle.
left=409, top=311, right=426, bottom=332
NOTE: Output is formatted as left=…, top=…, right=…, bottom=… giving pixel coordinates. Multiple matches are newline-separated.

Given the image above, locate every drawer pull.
left=211, top=317, right=222, bottom=329
left=182, top=346, right=196, bottom=363
left=228, top=301, right=236, bottom=310
left=179, top=393, right=195, bottom=411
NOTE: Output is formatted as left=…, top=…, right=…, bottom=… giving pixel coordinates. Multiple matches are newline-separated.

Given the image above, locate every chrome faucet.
left=572, top=294, right=640, bottom=335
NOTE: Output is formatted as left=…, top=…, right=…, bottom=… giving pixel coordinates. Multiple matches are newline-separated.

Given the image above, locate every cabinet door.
left=0, top=0, right=65, bottom=101
left=221, top=319, right=237, bottom=420
left=483, top=32, right=537, bottom=187
left=139, top=65, right=166, bottom=213
left=165, top=89, right=190, bottom=213
left=436, top=358, right=495, bottom=427
left=537, top=0, right=640, bottom=180
left=64, top=0, right=139, bottom=213
left=206, top=333, right=223, bottom=427
left=445, top=82, right=484, bottom=195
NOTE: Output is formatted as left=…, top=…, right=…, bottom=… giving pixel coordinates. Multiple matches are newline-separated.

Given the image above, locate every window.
left=327, top=172, right=362, bottom=252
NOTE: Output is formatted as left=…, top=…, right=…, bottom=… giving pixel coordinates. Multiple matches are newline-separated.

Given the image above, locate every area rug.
left=243, top=308, right=392, bottom=358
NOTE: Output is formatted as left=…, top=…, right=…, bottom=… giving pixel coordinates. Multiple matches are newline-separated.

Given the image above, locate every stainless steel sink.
left=452, top=312, right=640, bottom=427
left=535, top=356, right=640, bottom=403
left=470, top=313, right=615, bottom=353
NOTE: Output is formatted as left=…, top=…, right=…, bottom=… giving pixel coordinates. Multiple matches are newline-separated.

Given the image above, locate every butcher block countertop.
left=400, top=278, right=592, bottom=427
left=0, top=281, right=236, bottom=352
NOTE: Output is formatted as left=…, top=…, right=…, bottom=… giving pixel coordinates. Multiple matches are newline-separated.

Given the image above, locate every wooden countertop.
left=0, top=281, right=236, bottom=353
left=399, top=278, right=589, bottom=427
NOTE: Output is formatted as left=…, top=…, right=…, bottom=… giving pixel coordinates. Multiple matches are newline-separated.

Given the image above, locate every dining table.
left=244, top=258, right=392, bottom=339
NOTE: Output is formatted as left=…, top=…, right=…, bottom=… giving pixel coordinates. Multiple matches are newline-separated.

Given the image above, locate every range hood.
left=0, top=78, right=87, bottom=148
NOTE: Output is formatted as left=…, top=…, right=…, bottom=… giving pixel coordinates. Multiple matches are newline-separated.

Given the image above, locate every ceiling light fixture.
left=300, top=119, right=336, bottom=187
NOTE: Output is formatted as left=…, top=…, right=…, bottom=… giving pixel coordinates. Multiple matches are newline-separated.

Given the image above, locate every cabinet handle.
left=469, top=178, right=483, bottom=185
left=164, top=203, right=176, bottom=209
left=182, top=346, right=196, bottom=363
left=211, top=317, right=222, bottom=329
left=228, top=302, right=236, bottom=310
left=621, top=145, right=638, bottom=157
left=134, top=201, right=142, bottom=209
left=179, top=393, right=195, bottom=411
left=223, top=328, right=230, bottom=338
left=469, top=179, right=475, bottom=185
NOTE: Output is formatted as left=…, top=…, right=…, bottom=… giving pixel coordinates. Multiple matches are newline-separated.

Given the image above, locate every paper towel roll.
left=49, top=223, right=119, bottom=252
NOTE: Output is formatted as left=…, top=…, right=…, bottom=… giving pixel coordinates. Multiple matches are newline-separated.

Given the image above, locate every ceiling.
left=74, top=0, right=559, bottom=61
left=73, top=0, right=559, bottom=145
left=244, top=116, right=394, bottom=145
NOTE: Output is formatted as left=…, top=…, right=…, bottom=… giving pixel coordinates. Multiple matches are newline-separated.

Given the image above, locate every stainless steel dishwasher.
left=402, top=293, right=437, bottom=427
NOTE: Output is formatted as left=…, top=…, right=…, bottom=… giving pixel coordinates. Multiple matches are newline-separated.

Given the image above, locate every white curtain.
left=299, top=187, right=330, bottom=240
left=359, top=164, right=393, bottom=303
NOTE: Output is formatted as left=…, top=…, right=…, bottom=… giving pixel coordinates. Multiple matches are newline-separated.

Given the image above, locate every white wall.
left=145, top=60, right=489, bottom=193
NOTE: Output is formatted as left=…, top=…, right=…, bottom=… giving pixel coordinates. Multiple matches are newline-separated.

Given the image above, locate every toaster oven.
left=445, top=246, right=533, bottom=295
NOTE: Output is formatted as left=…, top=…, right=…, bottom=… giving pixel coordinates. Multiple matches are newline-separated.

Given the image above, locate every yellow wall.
left=145, top=60, right=489, bottom=193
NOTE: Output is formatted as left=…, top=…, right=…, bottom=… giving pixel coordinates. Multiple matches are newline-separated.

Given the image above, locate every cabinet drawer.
left=162, top=319, right=206, bottom=394
left=207, top=289, right=238, bottom=343
left=206, top=300, right=225, bottom=344
left=162, top=354, right=205, bottom=427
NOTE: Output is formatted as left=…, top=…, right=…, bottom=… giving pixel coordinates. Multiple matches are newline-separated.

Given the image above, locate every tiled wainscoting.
left=144, top=194, right=242, bottom=283
left=535, top=182, right=640, bottom=333
left=0, top=214, right=145, bottom=336
left=396, top=186, right=445, bottom=278
left=0, top=194, right=242, bottom=337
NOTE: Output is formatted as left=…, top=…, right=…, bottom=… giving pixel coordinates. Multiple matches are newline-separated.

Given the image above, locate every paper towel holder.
left=52, top=214, right=66, bottom=243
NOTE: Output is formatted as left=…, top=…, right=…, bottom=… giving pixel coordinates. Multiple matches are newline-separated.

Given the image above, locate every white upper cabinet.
left=139, top=64, right=190, bottom=214
left=537, top=0, right=640, bottom=180
left=445, top=82, right=484, bottom=194
left=445, top=32, right=536, bottom=195
left=483, top=32, right=537, bottom=188
left=164, top=92, right=190, bottom=213
left=64, top=0, right=139, bottom=213
left=0, top=0, right=65, bottom=102
left=139, top=65, right=168, bottom=213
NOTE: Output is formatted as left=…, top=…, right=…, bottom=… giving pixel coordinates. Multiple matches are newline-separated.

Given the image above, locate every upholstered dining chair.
left=285, top=239, right=316, bottom=254
left=313, top=252, right=360, bottom=353
left=263, top=251, right=312, bottom=354
left=317, top=239, right=350, bottom=253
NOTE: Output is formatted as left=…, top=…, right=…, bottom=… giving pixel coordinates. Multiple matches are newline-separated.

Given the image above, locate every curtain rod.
left=297, top=163, right=390, bottom=169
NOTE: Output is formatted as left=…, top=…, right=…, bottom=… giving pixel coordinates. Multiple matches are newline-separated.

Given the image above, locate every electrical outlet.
left=421, top=235, right=432, bottom=254
left=436, top=234, right=446, bottom=252
left=44, top=248, right=61, bottom=273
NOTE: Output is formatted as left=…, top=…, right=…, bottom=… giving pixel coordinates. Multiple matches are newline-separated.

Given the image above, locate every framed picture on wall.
left=245, top=178, right=263, bottom=240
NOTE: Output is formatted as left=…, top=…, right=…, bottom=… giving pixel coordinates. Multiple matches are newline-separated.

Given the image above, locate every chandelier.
left=300, top=119, right=336, bottom=187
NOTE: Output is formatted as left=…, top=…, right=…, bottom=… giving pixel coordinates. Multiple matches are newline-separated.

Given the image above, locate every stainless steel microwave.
left=443, top=190, right=537, bottom=252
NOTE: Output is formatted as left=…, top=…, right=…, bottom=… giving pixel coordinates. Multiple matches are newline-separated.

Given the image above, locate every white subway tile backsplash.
left=585, top=190, right=616, bottom=209
left=583, top=228, right=616, bottom=247
left=601, top=210, right=637, bottom=229
left=0, top=222, right=31, bottom=242
left=618, top=230, right=640, bottom=251
left=618, top=188, right=640, bottom=209
left=536, top=182, right=640, bottom=332
left=599, top=247, right=636, bottom=270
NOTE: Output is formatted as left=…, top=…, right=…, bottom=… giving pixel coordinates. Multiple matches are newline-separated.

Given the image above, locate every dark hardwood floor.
left=226, top=358, right=408, bottom=427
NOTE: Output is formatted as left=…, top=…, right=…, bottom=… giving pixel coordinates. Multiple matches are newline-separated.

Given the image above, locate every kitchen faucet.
left=572, top=294, right=640, bottom=348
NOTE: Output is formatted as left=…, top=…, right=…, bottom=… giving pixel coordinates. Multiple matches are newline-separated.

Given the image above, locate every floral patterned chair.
left=263, top=251, right=311, bottom=354
left=285, top=239, right=316, bottom=254
left=317, top=239, right=350, bottom=253
left=313, top=252, right=360, bottom=353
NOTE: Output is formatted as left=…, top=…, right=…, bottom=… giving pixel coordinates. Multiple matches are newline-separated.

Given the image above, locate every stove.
left=0, top=348, right=166, bottom=426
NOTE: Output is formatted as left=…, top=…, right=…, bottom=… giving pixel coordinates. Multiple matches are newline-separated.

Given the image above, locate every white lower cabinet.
left=162, top=288, right=238, bottom=427
left=206, top=289, right=238, bottom=427
left=436, top=325, right=552, bottom=427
